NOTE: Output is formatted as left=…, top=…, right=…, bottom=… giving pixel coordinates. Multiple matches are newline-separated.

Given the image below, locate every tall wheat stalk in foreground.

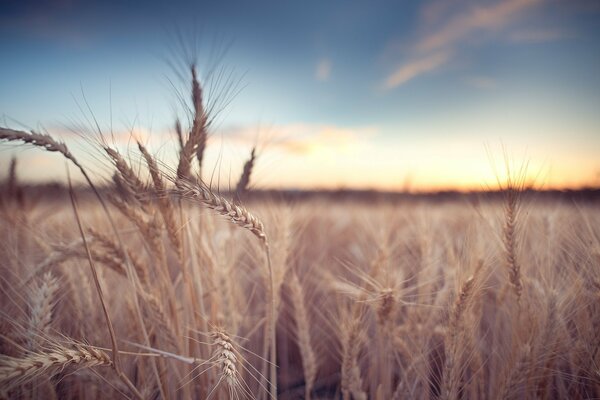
left=173, top=178, right=277, bottom=398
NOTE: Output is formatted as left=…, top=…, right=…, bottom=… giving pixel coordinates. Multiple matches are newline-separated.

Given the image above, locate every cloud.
left=315, top=58, right=332, bottom=81
left=383, top=51, right=450, bottom=89
left=464, top=76, right=497, bottom=90
left=222, top=123, right=377, bottom=156
left=419, top=0, right=455, bottom=28
left=1, top=4, right=97, bottom=49
left=383, top=0, right=541, bottom=89
left=415, top=0, right=540, bottom=53
left=509, top=28, right=575, bottom=43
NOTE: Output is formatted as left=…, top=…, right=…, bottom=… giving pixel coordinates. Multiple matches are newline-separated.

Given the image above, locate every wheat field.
left=1, top=66, right=599, bottom=400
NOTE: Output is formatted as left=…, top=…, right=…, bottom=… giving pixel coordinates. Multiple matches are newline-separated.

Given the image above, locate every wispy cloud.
left=384, top=51, right=450, bottom=90
left=415, top=0, right=540, bottom=53
left=383, top=0, right=541, bottom=89
left=509, top=28, right=575, bottom=43
left=315, top=58, right=332, bottom=81
left=222, top=123, right=377, bottom=156
left=1, top=6, right=97, bottom=49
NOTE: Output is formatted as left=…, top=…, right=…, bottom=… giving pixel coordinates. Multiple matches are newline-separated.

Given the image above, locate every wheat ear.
left=341, top=311, right=367, bottom=400
left=174, top=118, right=184, bottom=151
left=234, top=146, right=256, bottom=204
left=5, top=156, right=24, bottom=206
left=137, top=141, right=182, bottom=256
left=289, top=271, right=317, bottom=400
left=211, top=329, right=241, bottom=390
left=0, top=128, right=76, bottom=162
left=441, top=272, right=478, bottom=400
left=503, top=186, right=522, bottom=302
left=103, top=147, right=147, bottom=197
left=27, top=272, right=58, bottom=349
left=174, top=179, right=266, bottom=241
left=0, top=344, right=111, bottom=390
left=177, top=65, right=208, bottom=181
left=87, top=228, right=148, bottom=285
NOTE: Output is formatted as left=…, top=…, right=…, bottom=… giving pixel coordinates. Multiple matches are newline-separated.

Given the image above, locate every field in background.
left=1, top=181, right=599, bottom=399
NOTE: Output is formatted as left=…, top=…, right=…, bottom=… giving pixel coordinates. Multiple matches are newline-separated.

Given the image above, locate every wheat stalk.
left=441, top=271, right=478, bottom=400
left=103, top=146, right=148, bottom=204
left=235, top=147, right=256, bottom=204
left=211, top=329, right=241, bottom=390
left=341, top=307, right=367, bottom=400
left=0, top=344, right=111, bottom=390
left=174, top=179, right=266, bottom=241
left=27, top=272, right=59, bottom=350
left=288, top=271, right=317, bottom=400
left=173, top=178, right=277, bottom=397
left=137, top=141, right=182, bottom=257
left=87, top=228, right=148, bottom=285
left=503, top=187, right=523, bottom=302
left=0, top=128, right=75, bottom=163
left=177, top=65, right=208, bottom=181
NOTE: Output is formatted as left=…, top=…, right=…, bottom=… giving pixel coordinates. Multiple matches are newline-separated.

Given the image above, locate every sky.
left=1, top=0, right=600, bottom=191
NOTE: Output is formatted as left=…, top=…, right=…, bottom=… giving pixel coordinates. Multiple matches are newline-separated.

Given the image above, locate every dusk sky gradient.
left=1, top=0, right=600, bottom=190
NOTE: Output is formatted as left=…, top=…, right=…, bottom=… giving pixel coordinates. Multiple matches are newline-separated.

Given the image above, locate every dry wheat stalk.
left=214, top=238, right=242, bottom=333
left=341, top=309, right=367, bottom=400
left=141, top=292, right=179, bottom=352
left=0, top=127, right=144, bottom=286
left=235, top=147, right=256, bottom=204
left=137, top=141, right=182, bottom=256
left=500, top=344, right=531, bottom=399
left=22, top=239, right=85, bottom=286
left=0, top=128, right=76, bottom=164
left=173, top=178, right=275, bottom=397
left=27, top=272, right=59, bottom=350
left=5, top=157, right=24, bottom=207
left=108, top=195, right=165, bottom=262
left=211, top=329, right=241, bottom=391
left=87, top=228, right=148, bottom=285
left=192, top=67, right=208, bottom=179
left=174, top=179, right=266, bottom=241
left=503, top=187, right=522, bottom=302
left=376, top=288, right=395, bottom=326
left=0, top=126, right=148, bottom=398
left=441, top=270, right=479, bottom=400
left=68, top=178, right=145, bottom=400
left=174, top=118, right=184, bottom=151
left=288, top=271, right=317, bottom=400
left=177, top=65, right=208, bottom=181
left=340, top=244, right=391, bottom=400
left=104, top=147, right=150, bottom=209
left=0, top=344, right=111, bottom=390
left=7, top=157, right=17, bottom=196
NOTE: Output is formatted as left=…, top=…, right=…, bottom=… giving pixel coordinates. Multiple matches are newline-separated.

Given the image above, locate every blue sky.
left=1, top=0, right=600, bottom=190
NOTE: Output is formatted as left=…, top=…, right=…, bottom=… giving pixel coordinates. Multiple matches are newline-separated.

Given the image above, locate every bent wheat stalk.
left=68, top=172, right=145, bottom=400
left=174, top=179, right=266, bottom=241
left=173, top=179, right=277, bottom=398
left=0, top=344, right=111, bottom=390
